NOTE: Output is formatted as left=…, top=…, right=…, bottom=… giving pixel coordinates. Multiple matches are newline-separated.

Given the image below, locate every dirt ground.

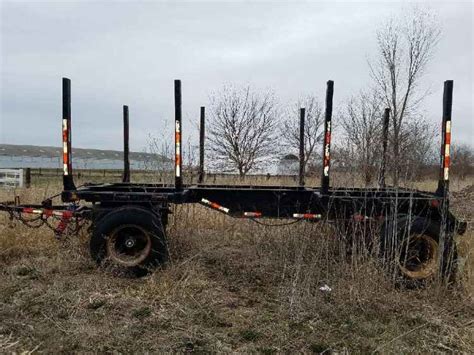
left=0, top=180, right=473, bottom=353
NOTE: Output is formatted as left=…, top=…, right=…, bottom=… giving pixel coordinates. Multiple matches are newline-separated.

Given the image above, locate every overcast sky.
left=1, top=0, right=472, bottom=153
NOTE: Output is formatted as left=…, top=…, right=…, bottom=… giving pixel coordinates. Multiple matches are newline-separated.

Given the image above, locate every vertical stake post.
left=379, top=108, right=390, bottom=188
left=25, top=168, right=31, bottom=188
left=122, top=105, right=130, bottom=183
left=321, top=80, right=334, bottom=195
left=436, top=80, right=453, bottom=197
left=62, top=78, right=76, bottom=191
left=299, top=107, right=305, bottom=187
left=174, top=80, right=183, bottom=191
left=198, top=106, right=205, bottom=184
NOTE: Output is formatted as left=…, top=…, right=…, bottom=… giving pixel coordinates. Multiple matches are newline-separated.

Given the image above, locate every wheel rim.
left=106, top=224, right=152, bottom=267
left=398, top=234, right=439, bottom=280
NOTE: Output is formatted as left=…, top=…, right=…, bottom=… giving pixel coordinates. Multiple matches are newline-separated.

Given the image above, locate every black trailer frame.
left=0, top=78, right=467, bottom=282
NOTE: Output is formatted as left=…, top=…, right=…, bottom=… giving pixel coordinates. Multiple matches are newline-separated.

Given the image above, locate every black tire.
left=90, top=206, right=168, bottom=275
left=380, top=216, right=457, bottom=286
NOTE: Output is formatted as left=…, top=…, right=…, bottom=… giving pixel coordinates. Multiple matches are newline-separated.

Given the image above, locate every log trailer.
left=0, top=78, right=467, bottom=284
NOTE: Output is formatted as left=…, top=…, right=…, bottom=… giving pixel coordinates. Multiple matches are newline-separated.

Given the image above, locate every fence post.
left=174, top=80, right=183, bottom=191
left=299, top=107, right=305, bottom=187
left=321, top=80, right=334, bottom=194
left=122, top=105, right=130, bottom=183
left=198, top=106, right=205, bottom=184
left=379, top=108, right=390, bottom=188
left=25, top=168, right=31, bottom=188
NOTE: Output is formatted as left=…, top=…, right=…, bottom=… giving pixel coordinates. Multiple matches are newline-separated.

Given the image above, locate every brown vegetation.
left=0, top=177, right=473, bottom=353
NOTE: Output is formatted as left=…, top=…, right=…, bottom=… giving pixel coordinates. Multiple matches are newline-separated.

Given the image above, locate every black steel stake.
left=174, top=80, right=183, bottom=191
left=379, top=108, right=390, bottom=188
left=62, top=77, right=76, bottom=191
left=198, top=106, right=205, bottom=184
left=321, top=80, right=334, bottom=195
left=122, top=105, right=130, bottom=183
left=299, top=107, right=305, bottom=187
left=436, top=80, right=454, bottom=197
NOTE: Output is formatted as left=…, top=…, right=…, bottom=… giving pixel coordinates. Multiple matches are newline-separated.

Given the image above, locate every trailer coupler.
left=0, top=200, right=90, bottom=237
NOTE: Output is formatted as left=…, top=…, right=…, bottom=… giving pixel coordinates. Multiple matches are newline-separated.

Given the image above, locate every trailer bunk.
left=0, top=78, right=467, bottom=285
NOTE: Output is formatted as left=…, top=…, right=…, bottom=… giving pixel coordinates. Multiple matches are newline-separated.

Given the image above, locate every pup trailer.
left=0, top=78, right=467, bottom=285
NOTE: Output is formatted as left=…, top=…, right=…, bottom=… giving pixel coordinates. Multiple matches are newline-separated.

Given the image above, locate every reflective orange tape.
left=201, top=198, right=230, bottom=213
left=444, top=156, right=450, bottom=167
left=293, top=213, right=322, bottom=219
left=445, top=132, right=451, bottom=145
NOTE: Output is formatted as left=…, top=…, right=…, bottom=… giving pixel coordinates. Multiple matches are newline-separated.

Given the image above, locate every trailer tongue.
left=0, top=78, right=467, bottom=285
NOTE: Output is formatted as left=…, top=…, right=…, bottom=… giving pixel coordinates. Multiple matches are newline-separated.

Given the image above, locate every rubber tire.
left=380, top=216, right=457, bottom=287
left=90, top=206, right=168, bottom=275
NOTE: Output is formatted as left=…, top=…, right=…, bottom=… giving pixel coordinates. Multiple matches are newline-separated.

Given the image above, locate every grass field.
left=0, top=177, right=473, bottom=353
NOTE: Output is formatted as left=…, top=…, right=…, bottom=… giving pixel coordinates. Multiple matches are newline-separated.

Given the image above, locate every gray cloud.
left=1, top=1, right=472, bottom=153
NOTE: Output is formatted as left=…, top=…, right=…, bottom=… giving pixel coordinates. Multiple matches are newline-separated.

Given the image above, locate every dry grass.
left=0, top=177, right=473, bottom=353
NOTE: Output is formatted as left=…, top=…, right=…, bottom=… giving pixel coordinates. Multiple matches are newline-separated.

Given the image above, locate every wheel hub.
left=106, top=225, right=152, bottom=267
left=125, top=237, right=136, bottom=248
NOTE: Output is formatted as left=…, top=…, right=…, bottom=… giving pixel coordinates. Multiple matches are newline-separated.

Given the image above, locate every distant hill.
left=0, top=144, right=171, bottom=170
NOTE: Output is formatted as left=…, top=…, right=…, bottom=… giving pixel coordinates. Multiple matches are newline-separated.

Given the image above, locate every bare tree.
left=207, top=85, right=279, bottom=177
left=396, top=114, right=437, bottom=181
left=145, top=125, right=174, bottom=182
left=339, top=90, right=383, bottom=186
left=369, top=7, right=441, bottom=185
left=280, top=96, right=324, bottom=174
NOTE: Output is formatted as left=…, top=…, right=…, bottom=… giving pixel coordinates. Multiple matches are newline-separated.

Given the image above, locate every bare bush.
left=206, top=85, right=280, bottom=177
left=451, top=144, right=474, bottom=179
left=396, top=114, right=437, bottom=181
left=338, top=90, right=383, bottom=186
left=145, top=129, right=174, bottom=183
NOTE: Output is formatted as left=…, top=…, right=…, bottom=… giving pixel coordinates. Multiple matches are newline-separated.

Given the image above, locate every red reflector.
left=430, top=199, right=440, bottom=208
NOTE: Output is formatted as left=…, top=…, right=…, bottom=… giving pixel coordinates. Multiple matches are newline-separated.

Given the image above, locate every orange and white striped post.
left=321, top=80, right=334, bottom=195
left=437, top=80, right=453, bottom=196
left=174, top=80, right=183, bottom=191
left=62, top=78, right=76, bottom=191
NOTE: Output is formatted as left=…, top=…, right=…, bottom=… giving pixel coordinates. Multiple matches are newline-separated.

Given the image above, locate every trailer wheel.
left=380, top=216, right=457, bottom=286
left=90, top=206, right=168, bottom=274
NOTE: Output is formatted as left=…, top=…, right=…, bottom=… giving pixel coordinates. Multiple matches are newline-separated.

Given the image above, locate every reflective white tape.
left=293, top=213, right=322, bottom=219
left=201, top=198, right=229, bottom=213
left=324, top=166, right=329, bottom=177
left=243, top=212, right=262, bottom=217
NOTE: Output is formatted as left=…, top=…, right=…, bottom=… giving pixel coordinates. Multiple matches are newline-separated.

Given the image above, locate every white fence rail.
left=0, top=168, right=24, bottom=188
